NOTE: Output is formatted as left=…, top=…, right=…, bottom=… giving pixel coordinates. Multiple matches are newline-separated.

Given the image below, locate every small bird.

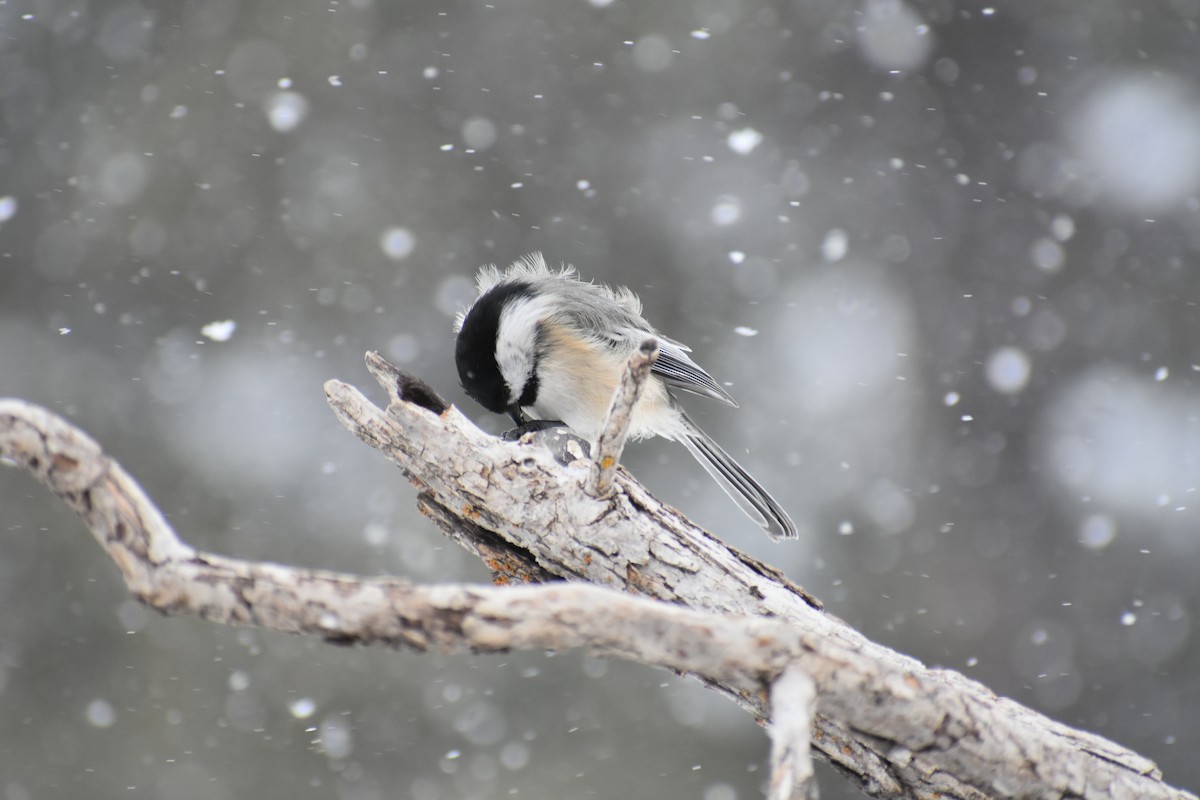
left=454, top=254, right=797, bottom=541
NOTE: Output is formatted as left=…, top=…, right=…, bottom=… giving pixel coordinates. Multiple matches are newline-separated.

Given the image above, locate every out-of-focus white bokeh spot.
left=117, top=599, right=149, bottom=632
left=380, top=226, right=415, bottom=260
left=363, top=519, right=389, bottom=546
left=821, top=228, right=848, bottom=262
left=1079, top=513, right=1117, bottom=550
left=437, top=275, right=477, bottom=316
left=775, top=263, right=915, bottom=415
left=1051, top=214, right=1075, bottom=242
left=265, top=90, right=309, bottom=132
left=861, top=479, right=916, bottom=534
left=461, top=116, right=497, bottom=150
left=1069, top=72, right=1200, bottom=213
left=1029, top=237, right=1065, bottom=273
left=710, top=195, right=742, bottom=226
left=1028, top=306, right=1067, bottom=351
left=727, top=127, right=763, bottom=155
left=98, top=152, right=150, bottom=206
left=856, top=0, right=935, bottom=72
left=453, top=700, right=508, bottom=745
left=500, top=742, right=531, bottom=770
left=702, top=784, right=736, bottom=800
left=0, top=195, right=18, bottom=222
left=1039, top=367, right=1200, bottom=528
left=288, top=697, right=317, bottom=719
left=388, top=333, right=420, bottom=362
left=158, top=348, right=330, bottom=489
left=985, top=346, right=1031, bottom=394
left=632, top=34, right=673, bottom=72
left=319, top=714, right=354, bottom=760
left=86, top=699, right=117, bottom=728
left=201, top=319, right=237, bottom=342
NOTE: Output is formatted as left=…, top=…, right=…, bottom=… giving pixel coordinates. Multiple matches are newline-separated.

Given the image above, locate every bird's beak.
left=506, top=404, right=526, bottom=426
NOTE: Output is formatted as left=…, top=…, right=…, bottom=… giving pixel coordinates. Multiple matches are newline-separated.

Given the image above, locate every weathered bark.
left=0, top=351, right=1192, bottom=800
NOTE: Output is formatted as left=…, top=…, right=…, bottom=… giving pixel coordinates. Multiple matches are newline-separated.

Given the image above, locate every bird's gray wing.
left=582, top=302, right=739, bottom=407
left=651, top=337, right=739, bottom=407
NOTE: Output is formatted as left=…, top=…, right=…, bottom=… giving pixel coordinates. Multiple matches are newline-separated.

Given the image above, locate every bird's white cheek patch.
left=495, top=295, right=554, bottom=404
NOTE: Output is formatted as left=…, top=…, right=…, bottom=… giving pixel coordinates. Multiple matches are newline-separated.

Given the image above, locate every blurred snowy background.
left=2, top=1, right=1199, bottom=798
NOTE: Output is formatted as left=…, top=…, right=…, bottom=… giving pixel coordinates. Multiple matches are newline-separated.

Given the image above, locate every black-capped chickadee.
left=454, top=253, right=797, bottom=541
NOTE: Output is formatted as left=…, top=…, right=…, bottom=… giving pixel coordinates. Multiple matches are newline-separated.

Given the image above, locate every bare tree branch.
left=769, top=666, right=817, bottom=800
left=0, top=351, right=1194, bottom=800
left=319, top=353, right=1191, bottom=800
left=590, top=337, right=659, bottom=496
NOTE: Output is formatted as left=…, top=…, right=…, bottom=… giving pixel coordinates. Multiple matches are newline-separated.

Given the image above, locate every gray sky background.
left=2, top=2, right=1199, bottom=798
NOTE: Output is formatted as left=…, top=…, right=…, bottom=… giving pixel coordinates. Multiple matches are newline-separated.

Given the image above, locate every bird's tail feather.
left=677, top=415, right=797, bottom=541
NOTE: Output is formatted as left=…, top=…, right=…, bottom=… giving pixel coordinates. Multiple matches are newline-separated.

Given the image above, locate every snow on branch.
left=0, top=350, right=1193, bottom=800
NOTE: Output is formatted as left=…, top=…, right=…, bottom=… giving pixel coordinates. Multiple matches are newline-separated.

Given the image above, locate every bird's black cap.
left=455, top=280, right=537, bottom=416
